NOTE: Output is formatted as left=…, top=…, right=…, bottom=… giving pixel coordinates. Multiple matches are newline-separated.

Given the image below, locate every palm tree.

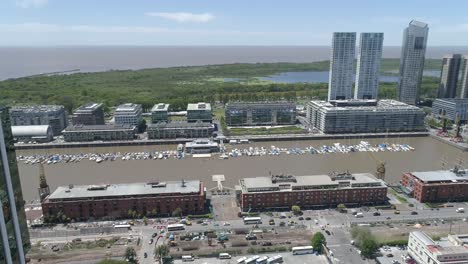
left=154, top=244, right=170, bottom=263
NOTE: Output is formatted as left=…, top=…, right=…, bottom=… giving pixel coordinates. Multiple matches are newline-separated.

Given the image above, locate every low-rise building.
left=71, top=103, right=105, bottom=126
left=41, top=180, right=206, bottom=221
left=10, top=105, right=67, bottom=136
left=147, top=121, right=214, bottom=139
left=11, top=125, right=53, bottom=143
left=225, top=102, right=296, bottom=126
left=408, top=231, right=468, bottom=264
left=62, top=124, right=136, bottom=142
left=432, top=98, right=468, bottom=123
left=400, top=168, right=468, bottom=203
left=237, top=172, right=387, bottom=211
left=114, top=103, right=142, bottom=126
left=306, top=99, right=426, bottom=133
left=187, top=102, right=212, bottom=123
left=151, top=103, right=170, bottom=123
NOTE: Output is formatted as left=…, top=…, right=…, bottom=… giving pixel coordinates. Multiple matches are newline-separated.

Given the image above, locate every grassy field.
left=0, top=59, right=441, bottom=113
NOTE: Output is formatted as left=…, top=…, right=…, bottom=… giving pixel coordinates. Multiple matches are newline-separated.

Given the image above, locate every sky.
left=1, top=0, right=468, bottom=46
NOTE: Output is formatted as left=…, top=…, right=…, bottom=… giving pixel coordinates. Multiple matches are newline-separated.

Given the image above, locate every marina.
left=17, top=141, right=414, bottom=165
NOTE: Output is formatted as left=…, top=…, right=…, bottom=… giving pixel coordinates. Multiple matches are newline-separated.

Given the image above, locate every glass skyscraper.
left=0, top=105, right=29, bottom=264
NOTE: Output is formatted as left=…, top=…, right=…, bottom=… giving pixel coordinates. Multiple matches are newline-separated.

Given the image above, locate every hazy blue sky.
left=1, top=0, right=467, bottom=46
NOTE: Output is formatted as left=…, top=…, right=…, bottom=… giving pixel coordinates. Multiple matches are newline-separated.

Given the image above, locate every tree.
left=124, top=247, right=137, bottom=263
left=143, top=216, right=148, bottom=225
left=311, top=232, right=326, bottom=254
left=291, top=205, right=301, bottom=215
left=154, top=244, right=170, bottom=262
left=360, top=237, right=379, bottom=258
left=337, top=204, right=347, bottom=213
left=172, top=208, right=182, bottom=217
left=137, top=118, right=147, bottom=133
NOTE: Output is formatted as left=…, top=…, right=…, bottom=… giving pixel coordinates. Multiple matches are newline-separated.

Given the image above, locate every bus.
left=113, top=224, right=131, bottom=230
left=219, top=253, right=232, bottom=259
left=181, top=255, right=194, bottom=262
left=267, top=255, right=283, bottom=264
left=292, top=246, right=314, bottom=255
left=167, top=224, right=185, bottom=231
left=244, top=255, right=260, bottom=264
left=243, top=217, right=262, bottom=225
left=256, top=256, right=268, bottom=264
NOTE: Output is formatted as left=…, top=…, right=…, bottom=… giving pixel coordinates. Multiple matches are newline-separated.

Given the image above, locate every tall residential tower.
left=438, top=54, right=462, bottom=98
left=355, top=33, right=384, bottom=99
left=460, top=56, right=468, bottom=98
left=0, top=105, right=29, bottom=264
left=397, top=20, right=429, bottom=105
left=328, top=32, right=356, bottom=101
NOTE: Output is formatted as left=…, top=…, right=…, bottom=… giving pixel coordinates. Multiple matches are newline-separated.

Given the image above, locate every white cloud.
left=16, top=0, right=48, bottom=8
left=435, top=23, right=468, bottom=33
left=145, top=12, right=215, bottom=23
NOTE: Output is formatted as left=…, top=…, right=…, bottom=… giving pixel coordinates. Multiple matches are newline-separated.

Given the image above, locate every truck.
left=355, top=212, right=364, bottom=218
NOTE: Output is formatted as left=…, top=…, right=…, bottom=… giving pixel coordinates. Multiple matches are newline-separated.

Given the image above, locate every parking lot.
left=172, top=252, right=329, bottom=264
left=376, top=246, right=410, bottom=264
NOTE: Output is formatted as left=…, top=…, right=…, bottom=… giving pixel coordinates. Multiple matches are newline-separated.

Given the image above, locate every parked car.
left=269, top=219, right=275, bottom=225
left=394, top=210, right=400, bottom=214
left=298, top=217, right=304, bottom=220
left=279, top=221, right=286, bottom=227
left=305, top=217, right=312, bottom=221
left=411, top=211, right=418, bottom=215
left=373, top=212, right=381, bottom=216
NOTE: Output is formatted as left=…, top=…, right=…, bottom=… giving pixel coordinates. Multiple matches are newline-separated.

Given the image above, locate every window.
left=414, top=37, right=425, bottom=50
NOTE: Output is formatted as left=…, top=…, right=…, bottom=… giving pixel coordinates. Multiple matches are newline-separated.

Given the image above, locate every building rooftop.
left=63, top=124, right=135, bottom=132
left=10, top=105, right=65, bottom=113
left=151, top=103, right=170, bottom=112
left=434, top=98, right=468, bottom=104
left=410, top=169, right=468, bottom=183
left=185, top=139, right=218, bottom=148
left=115, top=103, right=141, bottom=113
left=240, top=172, right=385, bottom=193
left=74, top=103, right=103, bottom=113
left=411, top=231, right=468, bottom=256
left=47, top=180, right=201, bottom=200
left=410, top=20, right=428, bottom=28
left=148, top=121, right=213, bottom=129
left=187, top=102, right=211, bottom=111
left=309, top=99, right=422, bottom=112
left=11, top=125, right=51, bottom=137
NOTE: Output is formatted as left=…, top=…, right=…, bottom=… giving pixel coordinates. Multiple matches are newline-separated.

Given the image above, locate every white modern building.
left=187, top=102, right=212, bottom=123
left=460, top=56, right=468, bottom=99
left=408, top=231, right=468, bottom=264
left=398, top=20, right=429, bottom=105
left=438, top=54, right=463, bottom=99
left=432, top=98, right=468, bottom=122
left=114, top=103, right=142, bottom=126
left=328, top=32, right=356, bottom=101
left=10, top=105, right=67, bottom=136
left=355, top=33, right=384, bottom=100
left=306, top=99, right=426, bottom=134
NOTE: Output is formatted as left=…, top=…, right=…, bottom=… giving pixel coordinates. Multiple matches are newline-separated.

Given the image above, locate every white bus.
left=256, top=256, right=268, bottom=264
left=244, top=255, right=260, bottom=264
left=219, top=253, right=232, bottom=259
left=243, top=217, right=262, bottom=225
left=292, top=246, right=314, bottom=255
left=167, top=224, right=185, bottom=231
left=113, top=224, right=131, bottom=229
left=182, top=255, right=194, bottom=262
left=267, top=255, right=283, bottom=264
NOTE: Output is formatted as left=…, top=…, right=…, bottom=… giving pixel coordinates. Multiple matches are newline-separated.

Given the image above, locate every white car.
left=223, top=222, right=231, bottom=226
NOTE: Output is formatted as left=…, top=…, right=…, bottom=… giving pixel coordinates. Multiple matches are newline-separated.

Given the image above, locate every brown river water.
left=16, top=136, right=468, bottom=202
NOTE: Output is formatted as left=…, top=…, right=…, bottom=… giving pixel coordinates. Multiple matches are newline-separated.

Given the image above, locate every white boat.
left=96, top=157, right=103, bottom=163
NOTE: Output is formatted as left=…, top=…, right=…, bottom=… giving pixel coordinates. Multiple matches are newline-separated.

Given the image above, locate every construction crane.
left=437, top=110, right=449, bottom=137
left=451, top=113, right=463, bottom=143
left=368, top=151, right=386, bottom=181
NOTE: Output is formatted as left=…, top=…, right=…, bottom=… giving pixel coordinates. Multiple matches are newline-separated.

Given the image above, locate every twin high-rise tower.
left=328, top=32, right=384, bottom=101
left=437, top=54, right=468, bottom=99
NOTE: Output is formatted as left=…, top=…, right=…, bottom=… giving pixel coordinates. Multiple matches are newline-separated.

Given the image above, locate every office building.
left=185, top=139, right=219, bottom=154
left=71, top=103, right=105, bottom=126
left=10, top=105, right=67, bottom=136
left=408, top=231, right=468, bottom=264
left=438, top=54, right=463, bottom=99
left=41, top=180, right=206, bottom=221
left=114, top=103, right=142, bottom=126
left=187, top=103, right=212, bottom=123
left=147, top=121, right=214, bottom=139
left=400, top=168, right=468, bottom=203
left=398, top=20, right=429, bottom=105
left=11, top=125, right=53, bottom=143
left=0, top=106, right=29, bottom=264
left=151, top=103, right=170, bottom=123
left=237, top=172, right=387, bottom=211
left=432, top=98, right=468, bottom=123
left=328, top=32, right=356, bottom=101
left=306, top=99, right=426, bottom=134
left=225, top=102, right=296, bottom=126
left=460, top=56, right=468, bottom=98
left=355, top=33, right=384, bottom=100
left=62, top=124, right=136, bottom=142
